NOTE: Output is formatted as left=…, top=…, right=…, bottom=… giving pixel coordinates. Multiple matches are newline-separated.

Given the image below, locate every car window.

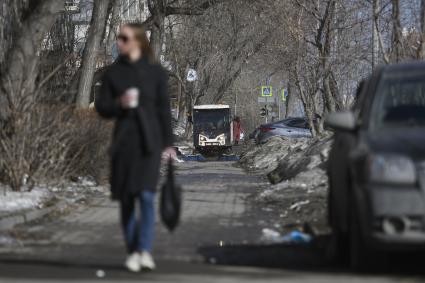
left=285, top=119, right=308, bottom=129
left=371, top=74, right=425, bottom=129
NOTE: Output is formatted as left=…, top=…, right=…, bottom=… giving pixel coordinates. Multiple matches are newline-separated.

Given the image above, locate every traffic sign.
left=261, top=86, right=273, bottom=97
left=187, top=69, right=198, bottom=82
left=282, top=89, right=288, bottom=101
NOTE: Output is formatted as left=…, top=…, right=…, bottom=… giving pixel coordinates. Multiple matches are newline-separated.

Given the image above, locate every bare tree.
left=372, top=0, right=381, bottom=68
left=390, top=0, right=403, bottom=62
left=0, top=0, right=65, bottom=116
left=76, top=0, right=112, bottom=108
left=417, top=0, right=425, bottom=59
left=145, top=0, right=225, bottom=59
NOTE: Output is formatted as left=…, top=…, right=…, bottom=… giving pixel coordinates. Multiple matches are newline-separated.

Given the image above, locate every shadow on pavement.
left=0, top=257, right=296, bottom=280
left=198, top=236, right=335, bottom=271
left=198, top=235, right=425, bottom=277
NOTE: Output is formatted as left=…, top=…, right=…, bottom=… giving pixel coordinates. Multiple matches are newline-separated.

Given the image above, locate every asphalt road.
left=0, top=161, right=424, bottom=282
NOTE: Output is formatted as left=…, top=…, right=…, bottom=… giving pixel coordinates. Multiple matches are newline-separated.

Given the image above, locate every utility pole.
left=277, top=88, right=281, bottom=120
left=234, top=91, right=238, bottom=117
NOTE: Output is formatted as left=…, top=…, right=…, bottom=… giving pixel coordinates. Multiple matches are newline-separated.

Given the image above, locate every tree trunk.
left=0, top=0, right=64, bottom=116
left=391, top=0, right=403, bottom=62
left=319, top=0, right=337, bottom=114
left=294, top=64, right=317, bottom=138
left=150, top=14, right=165, bottom=60
left=418, top=0, right=425, bottom=59
left=76, top=0, right=111, bottom=108
left=285, top=82, right=295, bottom=118
left=105, top=0, right=121, bottom=59
left=372, top=0, right=380, bottom=69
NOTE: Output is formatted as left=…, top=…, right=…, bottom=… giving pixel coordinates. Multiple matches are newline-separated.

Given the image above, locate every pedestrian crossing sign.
left=261, top=86, right=273, bottom=97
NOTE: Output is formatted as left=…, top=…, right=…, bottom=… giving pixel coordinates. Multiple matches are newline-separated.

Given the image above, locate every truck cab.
left=192, top=105, right=233, bottom=154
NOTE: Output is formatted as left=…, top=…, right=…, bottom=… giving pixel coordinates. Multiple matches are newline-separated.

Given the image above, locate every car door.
left=328, top=130, right=357, bottom=231
left=328, top=79, right=372, bottom=232
left=283, top=118, right=312, bottom=137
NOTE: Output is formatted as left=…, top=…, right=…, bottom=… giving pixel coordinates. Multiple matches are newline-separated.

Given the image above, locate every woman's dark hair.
left=123, top=22, right=154, bottom=62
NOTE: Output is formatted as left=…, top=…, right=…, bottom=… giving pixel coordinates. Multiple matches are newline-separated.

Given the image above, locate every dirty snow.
left=239, top=136, right=310, bottom=173
left=0, top=234, right=17, bottom=245
left=0, top=187, right=50, bottom=213
left=174, top=123, right=186, bottom=137
left=240, top=136, right=332, bottom=234
left=0, top=177, right=108, bottom=215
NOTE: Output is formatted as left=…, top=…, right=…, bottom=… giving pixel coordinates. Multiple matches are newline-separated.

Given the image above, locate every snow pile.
left=50, top=178, right=107, bottom=205
left=0, top=176, right=108, bottom=216
left=73, top=176, right=97, bottom=187
left=0, top=187, right=50, bottom=214
left=239, top=136, right=310, bottom=173
left=267, top=137, right=331, bottom=184
left=0, top=234, right=16, bottom=245
left=173, top=122, right=186, bottom=137
left=176, top=145, right=193, bottom=156
left=240, top=136, right=333, bottom=234
left=256, top=167, right=329, bottom=234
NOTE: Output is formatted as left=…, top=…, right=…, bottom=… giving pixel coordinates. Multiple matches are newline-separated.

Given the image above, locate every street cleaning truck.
left=192, top=105, right=232, bottom=155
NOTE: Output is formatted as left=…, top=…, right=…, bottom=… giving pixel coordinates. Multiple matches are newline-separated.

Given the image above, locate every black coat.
left=95, top=56, right=173, bottom=199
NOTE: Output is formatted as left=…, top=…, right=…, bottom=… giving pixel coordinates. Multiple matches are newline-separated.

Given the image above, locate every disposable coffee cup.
left=125, top=87, right=139, bottom=108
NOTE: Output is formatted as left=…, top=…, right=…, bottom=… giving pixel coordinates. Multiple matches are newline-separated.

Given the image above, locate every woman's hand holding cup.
left=120, top=88, right=139, bottom=109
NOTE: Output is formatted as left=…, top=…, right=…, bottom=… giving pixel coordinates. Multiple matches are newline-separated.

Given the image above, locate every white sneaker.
left=125, top=252, right=141, bottom=272
left=139, top=251, right=156, bottom=270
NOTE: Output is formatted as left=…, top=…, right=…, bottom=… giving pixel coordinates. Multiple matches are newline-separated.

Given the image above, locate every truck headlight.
left=199, top=135, right=207, bottom=142
left=216, top=134, right=226, bottom=144
left=368, top=154, right=417, bottom=186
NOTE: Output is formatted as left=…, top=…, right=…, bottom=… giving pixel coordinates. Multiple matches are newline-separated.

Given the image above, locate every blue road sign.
left=282, top=89, right=289, bottom=101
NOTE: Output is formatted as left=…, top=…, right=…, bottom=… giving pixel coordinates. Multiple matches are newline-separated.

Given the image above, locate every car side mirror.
left=325, top=111, right=357, bottom=131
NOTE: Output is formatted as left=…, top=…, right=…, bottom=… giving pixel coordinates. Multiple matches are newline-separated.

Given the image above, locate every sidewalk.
left=0, top=162, right=271, bottom=263
left=0, top=161, right=423, bottom=282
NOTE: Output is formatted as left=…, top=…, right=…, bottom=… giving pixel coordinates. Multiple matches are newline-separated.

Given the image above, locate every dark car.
left=248, top=127, right=260, bottom=141
left=255, top=117, right=312, bottom=144
left=326, top=62, right=425, bottom=270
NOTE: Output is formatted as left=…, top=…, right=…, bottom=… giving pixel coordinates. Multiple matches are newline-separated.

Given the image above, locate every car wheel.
left=349, top=200, right=388, bottom=272
left=327, top=189, right=349, bottom=264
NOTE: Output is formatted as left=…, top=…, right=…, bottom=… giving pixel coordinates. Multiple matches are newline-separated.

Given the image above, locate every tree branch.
left=165, top=0, right=224, bottom=16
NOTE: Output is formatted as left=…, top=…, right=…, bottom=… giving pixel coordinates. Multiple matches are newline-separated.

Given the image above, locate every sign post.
left=258, top=85, right=275, bottom=123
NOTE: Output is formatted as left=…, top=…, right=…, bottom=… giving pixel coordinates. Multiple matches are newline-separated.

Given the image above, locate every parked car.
left=326, top=62, right=425, bottom=270
left=255, top=117, right=312, bottom=144
left=248, top=128, right=260, bottom=141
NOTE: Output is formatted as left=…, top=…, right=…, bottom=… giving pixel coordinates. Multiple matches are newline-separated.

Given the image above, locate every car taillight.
left=260, top=127, right=275, bottom=132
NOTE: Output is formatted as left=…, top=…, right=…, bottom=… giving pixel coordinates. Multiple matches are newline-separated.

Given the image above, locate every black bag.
left=160, top=160, right=182, bottom=231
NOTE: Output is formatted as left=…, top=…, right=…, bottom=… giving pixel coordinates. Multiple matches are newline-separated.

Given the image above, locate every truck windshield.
left=194, top=110, right=229, bottom=131
left=372, top=74, right=425, bottom=130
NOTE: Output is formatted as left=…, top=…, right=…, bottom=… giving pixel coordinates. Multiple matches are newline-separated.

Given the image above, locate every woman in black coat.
left=95, top=23, right=175, bottom=272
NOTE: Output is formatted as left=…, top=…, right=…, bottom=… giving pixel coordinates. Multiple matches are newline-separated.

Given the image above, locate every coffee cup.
left=125, top=87, right=139, bottom=108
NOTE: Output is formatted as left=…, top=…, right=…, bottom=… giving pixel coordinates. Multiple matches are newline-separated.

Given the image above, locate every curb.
left=0, top=201, right=67, bottom=231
